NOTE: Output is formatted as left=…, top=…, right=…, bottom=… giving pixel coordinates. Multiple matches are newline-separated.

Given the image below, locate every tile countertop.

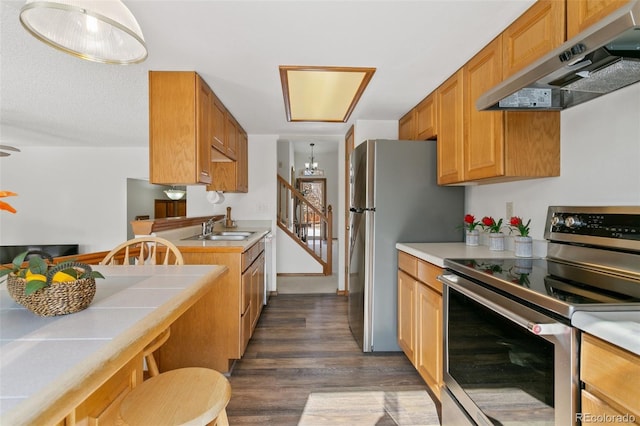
left=396, top=242, right=640, bottom=356
left=0, top=264, right=227, bottom=424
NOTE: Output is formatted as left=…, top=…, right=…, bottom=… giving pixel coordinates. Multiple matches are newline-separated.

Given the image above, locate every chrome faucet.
left=201, top=217, right=218, bottom=236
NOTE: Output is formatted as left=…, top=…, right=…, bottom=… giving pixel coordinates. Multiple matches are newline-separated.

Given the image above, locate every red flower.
left=509, top=216, right=531, bottom=237
left=461, top=213, right=480, bottom=231
left=480, top=216, right=503, bottom=233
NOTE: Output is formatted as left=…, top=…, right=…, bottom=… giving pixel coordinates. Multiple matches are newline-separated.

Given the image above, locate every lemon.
left=25, top=273, right=46, bottom=282
left=52, top=271, right=76, bottom=283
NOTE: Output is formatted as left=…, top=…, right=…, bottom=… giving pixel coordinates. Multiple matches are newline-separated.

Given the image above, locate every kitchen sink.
left=182, top=231, right=255, bottom=241
left=203, top=234, right=250, bottom=241
left=215, top=231, right=253, bottom=237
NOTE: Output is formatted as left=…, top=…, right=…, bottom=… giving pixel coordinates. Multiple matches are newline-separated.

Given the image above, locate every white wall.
left=0, top=147, right=149, bottom=253
left=353, top=119, right=398, bottom=146
left=467, top=83, right=640, bottom=244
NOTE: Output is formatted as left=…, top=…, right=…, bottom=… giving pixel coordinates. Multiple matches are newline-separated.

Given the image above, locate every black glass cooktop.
left=444, top=257, right=640, bottom=318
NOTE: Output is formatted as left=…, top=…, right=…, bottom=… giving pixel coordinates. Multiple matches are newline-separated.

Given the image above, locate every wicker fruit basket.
left=2, top=251, right=102, bottom=317
left=7, top=273, right=96, bottom=317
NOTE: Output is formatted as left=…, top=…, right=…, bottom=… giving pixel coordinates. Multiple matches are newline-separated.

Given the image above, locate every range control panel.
left=545, top=206, right=640, bottom=244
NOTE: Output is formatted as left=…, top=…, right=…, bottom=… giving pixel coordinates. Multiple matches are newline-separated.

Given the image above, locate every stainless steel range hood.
left=477, top=0, right=640, bottom=111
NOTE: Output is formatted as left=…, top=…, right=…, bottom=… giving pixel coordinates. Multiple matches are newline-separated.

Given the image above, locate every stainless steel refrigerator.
left=348, top=139, right=464, bottom=352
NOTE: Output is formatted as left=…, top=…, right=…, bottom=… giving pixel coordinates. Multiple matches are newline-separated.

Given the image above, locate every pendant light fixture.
left=304, top=143, right=322, bottom=176
left=164, top=186, right=186, bottom=201
left=19, top=0, right=147, bottom=65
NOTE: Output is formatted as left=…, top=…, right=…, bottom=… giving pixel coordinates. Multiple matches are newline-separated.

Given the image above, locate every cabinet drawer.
left=581, top=333, right=640, bottom=417
left=581, top=390, right=639, bottom=425
left=417, top=260, right=443, bottom=293
left=398, top=251, right=417, bottom=277
left=242, top=239, right=265, bottom=272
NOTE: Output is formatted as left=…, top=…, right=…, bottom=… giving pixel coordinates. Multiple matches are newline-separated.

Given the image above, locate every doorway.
left=296, top=177, right=327, bottom=240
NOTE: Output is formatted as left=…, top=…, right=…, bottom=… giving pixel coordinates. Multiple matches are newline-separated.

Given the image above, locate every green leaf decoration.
left=90, top=271, right=105, bottom=280
left=59, top=267, right=79, bottom=279
left=25, top=279, right=47, bottom=295
left=12, top=251, right=29, bottom=269
left=28, top=256, right=48, bottom=275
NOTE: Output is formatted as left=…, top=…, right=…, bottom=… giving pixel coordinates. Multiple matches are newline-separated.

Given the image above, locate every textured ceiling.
left=0, top=0, right=535, bottom=152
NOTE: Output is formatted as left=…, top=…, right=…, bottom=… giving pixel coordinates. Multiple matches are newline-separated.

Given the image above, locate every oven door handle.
left=439, top=274, right=569, bottom=336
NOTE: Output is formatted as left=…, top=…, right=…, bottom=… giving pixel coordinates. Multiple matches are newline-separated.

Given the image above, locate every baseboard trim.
left=336, top=290, right=348, bottom=296
left=277, top=273, right=325, bottom=277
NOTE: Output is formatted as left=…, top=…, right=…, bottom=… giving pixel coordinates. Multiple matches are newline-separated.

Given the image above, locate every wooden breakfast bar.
left=0, top=264, right=228, bottom=426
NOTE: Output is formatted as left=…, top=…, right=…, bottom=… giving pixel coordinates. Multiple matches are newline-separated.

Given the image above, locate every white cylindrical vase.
left=514, top=236, right=533, bottom=257
left=465, top=230, right=479, bottom=246
left=489, top=232, right=505, bottom=251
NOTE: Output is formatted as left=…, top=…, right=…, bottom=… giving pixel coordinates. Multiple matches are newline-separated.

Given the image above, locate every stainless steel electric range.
left=438, top=206, right=640, bottom=425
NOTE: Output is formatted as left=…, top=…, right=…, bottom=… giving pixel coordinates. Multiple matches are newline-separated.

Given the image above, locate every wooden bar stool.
left=119, top=367, right=231, bottom=426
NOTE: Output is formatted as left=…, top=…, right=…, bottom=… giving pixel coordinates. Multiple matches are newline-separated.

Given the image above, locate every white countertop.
left=395, top=242, right=527, bottom=268
left=153, top=221, right=271, bottom=251
left=0, top=264, right=227, bottom=424
left=396, top=242, right=639, bottom=356
left=572, top=311, right=640, bottom=356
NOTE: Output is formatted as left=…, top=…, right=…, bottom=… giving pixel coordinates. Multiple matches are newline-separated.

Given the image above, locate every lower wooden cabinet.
left=397, top=250, right=443, bottom=400
left=175, top=239, right=265, bottom=372
left=580, top=333, right=640, bottom=424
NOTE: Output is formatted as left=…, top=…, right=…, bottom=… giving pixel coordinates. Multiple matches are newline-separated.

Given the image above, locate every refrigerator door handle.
left=350, top=207, right=375, bottom=213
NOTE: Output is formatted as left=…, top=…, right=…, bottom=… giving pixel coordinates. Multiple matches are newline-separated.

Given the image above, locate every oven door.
left=440, top=273, right=579, bottom=426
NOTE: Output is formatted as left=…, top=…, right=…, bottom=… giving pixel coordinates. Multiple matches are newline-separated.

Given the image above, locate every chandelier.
left=303, top=143, right=323, bottom=176
left=19, top=0, right=147, bottom=65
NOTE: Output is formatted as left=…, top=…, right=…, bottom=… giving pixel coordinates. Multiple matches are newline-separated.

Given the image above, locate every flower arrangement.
left=480, top=216, right=504, bottom=233
left=0, top=251, right=104, bottom=295
left=462, top=214, right=481, bottom=232
left=509, top=216, right=531, bottom=237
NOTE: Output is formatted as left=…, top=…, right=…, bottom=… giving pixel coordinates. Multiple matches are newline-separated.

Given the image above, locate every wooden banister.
left=277, top=175, right=332, bottom=275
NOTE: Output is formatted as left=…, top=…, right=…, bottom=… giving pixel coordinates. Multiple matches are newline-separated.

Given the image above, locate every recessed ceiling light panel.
left=280, top=66, right=375, bottom=122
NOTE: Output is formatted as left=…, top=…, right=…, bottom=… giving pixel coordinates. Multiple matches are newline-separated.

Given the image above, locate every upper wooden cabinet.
left=398, top=110, right=416, bottom=140
left=464, top=38, right=505, bottom=182
left=398, top=93, right=437, bottom=141
left=150, top=71, right=248, bottom=191
left=436, top=37, right=561, bottom=185
left=211, top=94, right=227, bottom=158
left=415, top=93, right=437, bottom=140
left=208, top=128, right=248, bottom=193
left=567, top=0, right=629, bottom=39
left=502, top=0, right=566, bottom=79
left=149, top=71, right=212, bottom=185
left=436, top=70, right=464, bottom=185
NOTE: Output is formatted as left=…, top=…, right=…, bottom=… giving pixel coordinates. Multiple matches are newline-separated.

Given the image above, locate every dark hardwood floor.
left=226, top=294, right=441, bottom=425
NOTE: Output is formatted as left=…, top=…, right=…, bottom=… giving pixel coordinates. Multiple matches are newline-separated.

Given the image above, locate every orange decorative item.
left=0, top=191, right=18, bottom=213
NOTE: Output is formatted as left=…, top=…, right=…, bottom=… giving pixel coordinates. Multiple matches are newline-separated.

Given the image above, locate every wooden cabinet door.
left=397, top=270, right=416, bottom=363
left=399, top=110, right=416, bottom=140
left=415, top=93, right=437, bottom=140
left=567, top=0, right=628, bottom=39
left=237, top=130, right=249, bottom=192
left=464, top=37, right=505, bottom=181
left=208, top=126, right=248, bottom=193
left=503, top=0, right=566, bottom=78
left=436, top=70, right=464, bottom=185
left=211, top=94, right=226, bottom=155
left=225, top=113, right=238, bottom=161
left=196, top=77, right=212, bottom=184
left=416, top=282, right=442, bottom=400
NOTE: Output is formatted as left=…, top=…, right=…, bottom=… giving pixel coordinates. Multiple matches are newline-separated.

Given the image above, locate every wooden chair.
left=100, top=236, right=184, bottom=266
left=100, top=236, right=184, bottom=378
left=119, top=367, right=231, bottom=426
